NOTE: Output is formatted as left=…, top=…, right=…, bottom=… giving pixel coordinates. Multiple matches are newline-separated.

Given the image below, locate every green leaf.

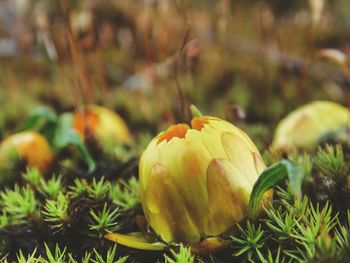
left=283, top=160, right=304, bottom=199
left=248, top=160, right=304, bottom=218
left=19, top=106, right=58, bottom=142
left=19, top=106, right=57, bottom=130
left=53, top=113, right=96, bottom=173
left=105, top=232, right=166, bottom=251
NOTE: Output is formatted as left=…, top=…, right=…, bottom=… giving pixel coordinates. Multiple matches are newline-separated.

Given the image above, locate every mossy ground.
left=1, top=1, right=350, bottom=262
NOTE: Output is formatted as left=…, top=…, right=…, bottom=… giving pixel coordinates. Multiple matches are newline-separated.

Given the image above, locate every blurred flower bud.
left=0, top=131, right=53, bottom=174
left=73, top=105, right=131, bottom=153
left=139, top=116, right=272, bottom=244
left=272, top=101, right=350, bottom=150
left=317, top=49, right=348, bottom=67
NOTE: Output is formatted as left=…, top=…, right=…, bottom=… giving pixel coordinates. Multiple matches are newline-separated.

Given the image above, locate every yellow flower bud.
left=317, top=49, right=348, bottom=67
left=73, top=105, right=131, bottom=151
left=0, top=131, right=53, bottom=173
left=139, top=116, right=272, bottom=244
left=272, top=101, right=350, bottom=150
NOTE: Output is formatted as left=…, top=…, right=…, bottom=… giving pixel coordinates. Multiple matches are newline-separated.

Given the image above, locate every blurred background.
left=1, top=0, right=350, bottom=148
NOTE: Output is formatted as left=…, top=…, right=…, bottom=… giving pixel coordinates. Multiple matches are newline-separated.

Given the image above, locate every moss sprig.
left=42, top=192, right=71, bottom=232
left=38, top=175, right=65, bottom=199
left=231, top=221, right=265, bottom=261
left=89, top=203, right=120, bottom=238
left=0, top=185, right=40, bottom=226
left=314, top=144, right=348, bottom=179
left=109, top=177, right=140, bottom=210
left=164, top=244, right=195, bottom=263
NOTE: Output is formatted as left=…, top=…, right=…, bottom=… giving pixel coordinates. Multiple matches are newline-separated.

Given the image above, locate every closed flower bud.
left=317, top=48, right=348, bottom=67
left=73, top=105, right=131, bottom=152
left=272, top=101, right=350, bottom=150
left=0, top=131, right=53, bottom=174
left=139, top=116, right=272, bottom=244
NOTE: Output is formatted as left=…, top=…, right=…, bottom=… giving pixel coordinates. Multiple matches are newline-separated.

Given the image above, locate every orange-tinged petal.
left=206, top=159, right=250, bottom=235
left=191, top=116, right=209, bottom=131
left=157, top=130, right=211, bottom=233
left=157, top=124, right=190, bottom=143
left=143, top=163, right=201, bottom=243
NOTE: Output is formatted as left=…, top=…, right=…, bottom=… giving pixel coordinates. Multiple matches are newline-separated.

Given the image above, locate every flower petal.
left=143, top=163, right=201, bottom=243
left=139, top=138, right=161, bottom=191
left=157, top=130, right=212, bottom=233
left=221, top=132, right=260, bottom=185
left=207, top=117, right=260, bottom=153
left=253, top=152, right=266, bottom=176
left=206, top=159, right=251, bottom=236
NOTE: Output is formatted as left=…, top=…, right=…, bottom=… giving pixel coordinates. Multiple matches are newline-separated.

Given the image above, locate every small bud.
left=272, top=101, right=350, bottom=150
left=73, top=105, right=131, bottom=153
left=317, top=49, right=348, bottom=67
left=0, top=131, right=53, bottom=174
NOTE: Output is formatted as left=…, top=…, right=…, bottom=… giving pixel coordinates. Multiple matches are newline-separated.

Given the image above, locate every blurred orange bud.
left=73, top=105, right=131, bottom=153
left=0, top=131, right=53, bottom=174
